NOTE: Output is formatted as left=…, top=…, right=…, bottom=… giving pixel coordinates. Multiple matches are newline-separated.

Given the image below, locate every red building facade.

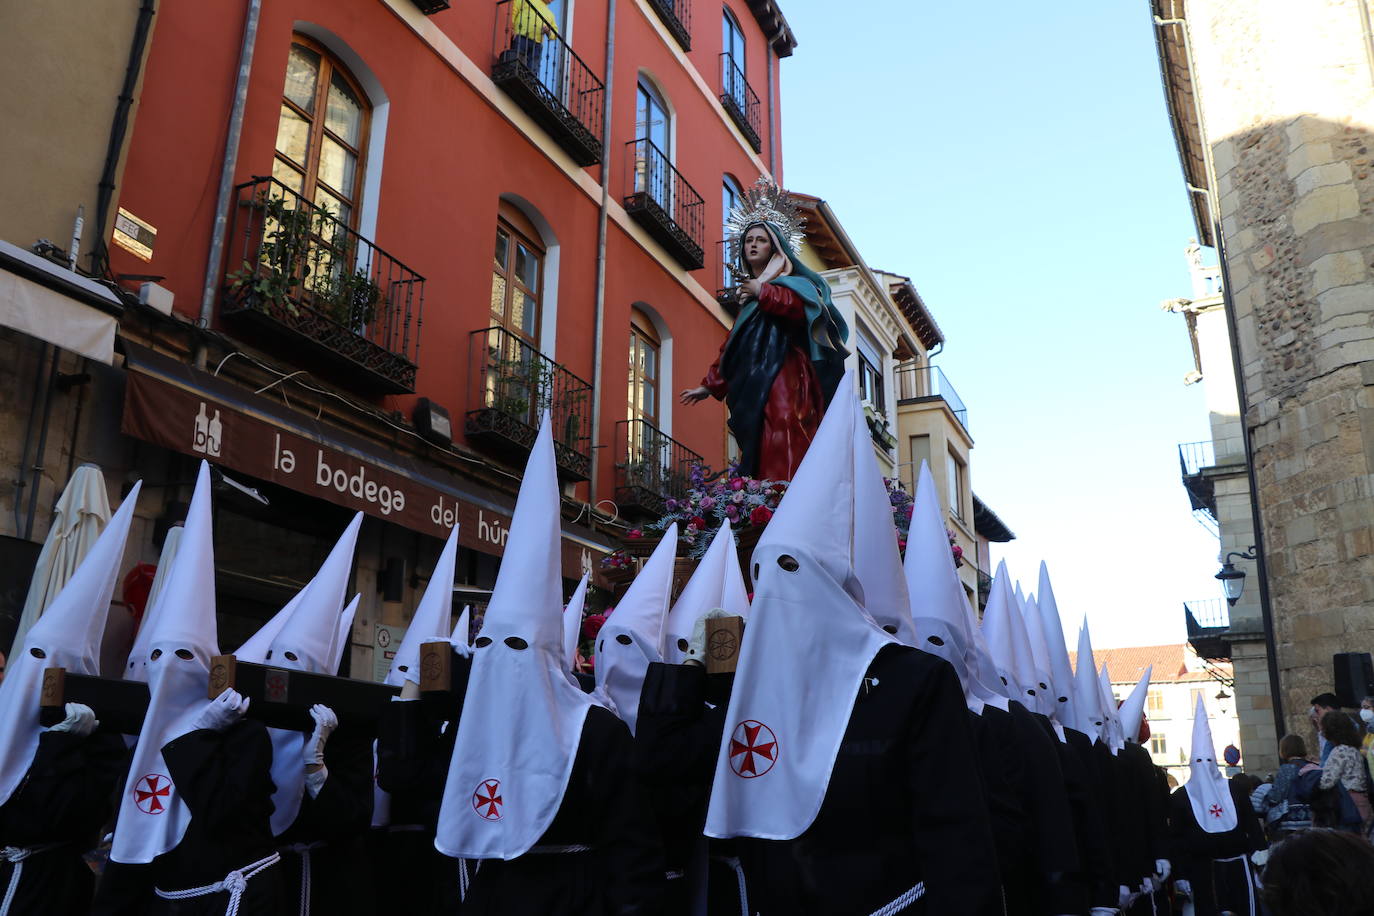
left=96, top=0, right=796, bottom=659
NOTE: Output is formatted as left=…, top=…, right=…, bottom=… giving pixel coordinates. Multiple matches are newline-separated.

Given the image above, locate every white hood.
left=664, top=522, right=749, bottom=665
left=1020, top=593, right=1058, bottom=720
left=1185, top=694, right=1237, bottom=832
left=1098, top=666, right=1125, bottom=753
left=125, top=525, right=184, bottom=683
left=1011, top=588, right=1052, bottom=716
left=384, top=523, right=460, bottom=687
left=330, top=594, right=360, bottom=673
left=0, top=481, right=140, bottom=807
left=982, top=563, right=1038, bottom=710
left=851, top=405, right=912, bottom=643
left=436, top=414, right=595, bottom=860
left=706, top=374, right=895, bottom=840
left=451, top=605, right=473, bottom=657
left=593, top=525, right=677, bottom=733
left=112, top=462, right=219, bottom=864
left=1118, top=666, right=1152, bottom=746
left=1072, top=622, right=1106, bottom=741
left=1036, top=563, right=1078, bottom=730
left=904, top=461, right=979, bottom=710
left=562, top=577, right=588, bottom=674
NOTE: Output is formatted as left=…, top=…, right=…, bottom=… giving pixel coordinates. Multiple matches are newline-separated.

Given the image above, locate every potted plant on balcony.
left=226, top=192, right=315, bottom=315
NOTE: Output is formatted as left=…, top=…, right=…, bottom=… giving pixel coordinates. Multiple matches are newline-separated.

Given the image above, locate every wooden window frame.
left=275, top=36, right=371, bottom=226
left=491, top=212, right=545, bottom=347
left=628, top=308, right=662, bottom=427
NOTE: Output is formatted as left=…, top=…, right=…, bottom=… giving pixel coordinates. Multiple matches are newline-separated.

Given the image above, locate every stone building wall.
left=1187, top=0, right=1374, bottom=742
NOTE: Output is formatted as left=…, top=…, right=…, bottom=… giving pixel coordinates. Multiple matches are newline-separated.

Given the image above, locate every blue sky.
left=779, top=0, right=1227, bottom=649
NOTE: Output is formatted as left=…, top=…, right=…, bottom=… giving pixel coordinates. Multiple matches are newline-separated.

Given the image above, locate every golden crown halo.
left=725, top=178, right=807, bottom=271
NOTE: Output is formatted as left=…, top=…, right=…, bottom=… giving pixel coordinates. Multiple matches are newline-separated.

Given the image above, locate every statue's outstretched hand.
left=680, top=386, right=710, bottom=406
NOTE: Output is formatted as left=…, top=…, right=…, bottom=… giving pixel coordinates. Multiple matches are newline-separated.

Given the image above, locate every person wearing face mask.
left=433, top=416, right=664, bottom=915
left=100, top=463, right=282, bottom=916
left=0, top=481, right=141, bottom=915
left=1167, top=696, right=1266, bottom=916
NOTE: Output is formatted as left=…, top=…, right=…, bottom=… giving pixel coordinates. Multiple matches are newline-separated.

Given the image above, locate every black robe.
left=274, top=723, right=376, bottom=915
left=0, top=730, right=127, bottom=915
left=1166, top=779, right=1265, bottom=916
left=458, top=705, right=665, bottom=916
left=146, top=720, right=282, bottom=915
left=733, top=645, right=1001, bottom=915
left=1005, top=705, right=1084, bottom=915
left=1062, top=729, right=1117, bottom=909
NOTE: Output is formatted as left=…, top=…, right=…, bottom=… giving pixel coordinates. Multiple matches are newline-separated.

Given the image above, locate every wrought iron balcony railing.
left=895, top=364, right=969, bottom=432
left=1179, top=439, right=1216, bottom=477
left=1185, top=598, right=1231, bottom=661
left=623, top=138, right=706, bottom=269
left=491, top=0, right=605, bottom=166
left=646, top=0, right=692, bottom=49
left=1178, top=440, right=1219, bottom=532
left=222, top=176, right=423, bottom=394
left=715, top=239, right=742, bottom=313
left=614, top=419, right=704, bottom=518
left=719, top=54, right=762, bottom=152
left=465, top=327, right=593, bottom=480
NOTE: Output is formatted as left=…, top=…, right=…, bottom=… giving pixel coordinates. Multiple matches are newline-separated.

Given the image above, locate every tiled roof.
left=1068, top=643, right=1229, bottom=685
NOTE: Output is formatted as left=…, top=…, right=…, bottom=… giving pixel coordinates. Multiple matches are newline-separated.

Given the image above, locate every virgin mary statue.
left=681, top=186, right=849, bottom=481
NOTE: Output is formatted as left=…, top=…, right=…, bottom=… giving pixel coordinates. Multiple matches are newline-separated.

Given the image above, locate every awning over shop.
left=0, top=241, right=122, bottom=363
left=120, top=344, right=613, bottom=581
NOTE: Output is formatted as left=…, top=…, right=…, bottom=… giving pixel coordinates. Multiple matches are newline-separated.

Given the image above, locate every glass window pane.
left=641, top=380, right=656, bottom=420
left=642, top=344, right=656, bottom=380
left=325, top=72, right=364, bottom=147
left=490, top=273, right=507, bottom=318
left=517, top=291, right=538, bottom=338
left=285, top=45, right=321, bottom=114
left=313, top=187, right=350, bottom=228
left=494, top=228, right=509, bottom=268
left=318, top=136, right=357, bottom=199
left=272, top=157, right=305, bottom=195
left=275, top=105, right=311, bottom=165
left=514, top=242, right=539, bottom=289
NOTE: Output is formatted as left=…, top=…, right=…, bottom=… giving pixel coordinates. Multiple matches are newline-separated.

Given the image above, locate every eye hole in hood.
left=504, top=636, right=528, bottom=650
left=175, top=649, right=194, bottom=660
left=474, top=637, right=493, bottom=648
left=28, top=647, right=45, bottom=659
left=615, top=634, right=632, bottom=646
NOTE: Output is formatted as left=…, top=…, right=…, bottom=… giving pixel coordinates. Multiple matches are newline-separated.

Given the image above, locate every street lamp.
left=1216, top=547, right=1257, bottom=606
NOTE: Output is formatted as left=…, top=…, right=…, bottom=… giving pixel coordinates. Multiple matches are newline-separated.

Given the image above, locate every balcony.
left=646, top=0, right=692, bottom=50
left=719, top=54, right=762, bottom=152
left=221, top=177, right=423, bottom=394
left=623, top=139, right=706, bottom=270
left=465, top=327, right=593, bottom=480
left=1178, top=439, right=1218, bottom=535
left=613, top=419, right=703, bottom=519
left=491, top=0, right=605, bottom=166
left=896, top=364, right=969, bottom=432
left=1185, top=598, right=1231, bottom=661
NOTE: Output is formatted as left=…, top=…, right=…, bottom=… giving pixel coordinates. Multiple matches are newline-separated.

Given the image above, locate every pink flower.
left=582, top=613, right=607, bottom=639
left=952, top=544, right=963, bottom=560
left=627, top=528, right=642, bottom=539
left=729, top=477, right=746, bottom=491
left=749, top=505, right=773, bottom=526
left=724, top=504, right=740, bottom=520
left=700, top=496, right=716, bottom=510
left=732, top=490, right=746, bottom=504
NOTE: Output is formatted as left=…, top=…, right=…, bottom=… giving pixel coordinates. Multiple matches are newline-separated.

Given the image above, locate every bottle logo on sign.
left=193, top=402, right=223, bottom=457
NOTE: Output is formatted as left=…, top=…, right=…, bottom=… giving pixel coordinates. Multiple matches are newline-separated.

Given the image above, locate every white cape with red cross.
left=705, top=375, right=895, bottom=840
left=1185, top=693, right=1238, bottom=832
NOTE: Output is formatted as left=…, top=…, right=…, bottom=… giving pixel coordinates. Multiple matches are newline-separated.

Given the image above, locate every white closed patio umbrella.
left=14, top=463, right=112, bottom=645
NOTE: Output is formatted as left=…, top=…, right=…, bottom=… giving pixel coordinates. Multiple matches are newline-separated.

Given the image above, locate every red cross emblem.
left=472, top=779, right=504, bottom=820
left=1209, top=803, right=1223, bottom=818
left=134, top=773, right=172, bottom=814
left=728, top=720, right=779, bottom=778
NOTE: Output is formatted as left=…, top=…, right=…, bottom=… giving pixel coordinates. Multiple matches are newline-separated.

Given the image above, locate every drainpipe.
left=197, top=0, right=262, bottom=364
left=589, top=0, right=617, bottom=505
left=1156, top=13, right=1285, bottom=741
left=1358, top=0, right=1374, bottom=87
left=765, top=44, right=776, bottom=177
left=91, top=0, right=156, bottom=276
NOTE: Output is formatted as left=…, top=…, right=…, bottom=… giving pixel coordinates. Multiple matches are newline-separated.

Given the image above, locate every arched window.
left=634, top=77, right=672, bottom=202
left=722, top=8, right=746, bottom=73
left=274, top=37, right=370, bottom=226
left=628, top=308, right=661, bottom=427
left=491, top=201, right=545, bottom=346
left=721, top=174, right=744, bottom=286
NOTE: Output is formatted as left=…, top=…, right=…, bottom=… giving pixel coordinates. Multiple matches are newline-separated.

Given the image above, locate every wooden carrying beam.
left=705, top=616, right=745, bottom=674
left=39, top=667, right=151, bottom=734
left=210, top=656, right=399, bottom=731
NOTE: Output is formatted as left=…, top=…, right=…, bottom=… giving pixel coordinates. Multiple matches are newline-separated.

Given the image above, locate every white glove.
left=194, top=689, right=250, bottom=731
left=1250, top=848, right=1269, bottom=866
left=1175, top=878, right=1192, bottom=896
left=47, top=702, right=98, bottom=737
left=1154, top=858, right=1171, bottom=881
left=1089, top=908, right=1120, bottom=916
left=1118, top=886, right=1133, bottom=909
left=305, top=704, right=338, bottom=767
left=686, top=608, right=733, bottom=666
left=1141, top=877, right=1155, bottom=894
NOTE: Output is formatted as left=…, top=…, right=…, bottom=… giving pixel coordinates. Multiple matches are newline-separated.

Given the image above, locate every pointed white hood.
left=125, top=525, right=184, bottom=683
left=1118, top=666, right=1152, bottom=746
left=851, top=407, right=912, bottom=642
left=267, top=512, right=361, bottom=673
left=1098, top=666, right=1125, bottom=752
left=981, top=563, right=1031, bottom=707
left=1036, top=563, right=1078, bottom=730
left=331, top=595, right=360, bottom=673
left=385, top=523, right=460, bottom=687
left=0, top=481, right=140, bottom=807
left=905, top=462, right=979, bottom=709
left=1072, top=622, right=1106, bottom=741
left=664, top=521, right=749, bottom=665
left=436, top=414, right=595, bottom=860
left=1020, top=593, right=1058, bottom=719
left=234, top=593, right=300, bottom=665
left=706, top=375, right=895, bottom=841
left=1011, top=588, right=1052, bottom=716
left=593, top=525, right=677, bottom=733
left=451, top=605, right=473, bottom=656
left=562, top=577, right=588, bottom=673
left=1186, top=694, right=1237, bottom=832
left=113, top=462, right=220, bottom=864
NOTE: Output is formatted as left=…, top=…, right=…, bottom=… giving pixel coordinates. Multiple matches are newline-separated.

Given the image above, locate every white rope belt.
left=710, top=855, right=750, bottom=916
left=1, top=844, right=63, bottom=916
left=286, top=842, right=327, bottom=916
left=867, top=881, right=926, bottom=916
left=1214, top=855, right=1258, bottom=916
left=155, top=852, right=281, bottom=916
left=457, top=858, right=481, bottom=902
left=527, top=843, right=593, bottom=854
